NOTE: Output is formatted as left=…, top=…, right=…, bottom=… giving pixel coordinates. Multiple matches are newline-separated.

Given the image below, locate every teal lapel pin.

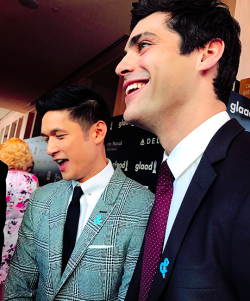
left=160, top=258, right=169, bottom=279
left=94, top=215, right=102, bottom=225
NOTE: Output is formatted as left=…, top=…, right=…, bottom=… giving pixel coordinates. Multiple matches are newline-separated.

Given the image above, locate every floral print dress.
left=0, top=170, right=38, bottom=283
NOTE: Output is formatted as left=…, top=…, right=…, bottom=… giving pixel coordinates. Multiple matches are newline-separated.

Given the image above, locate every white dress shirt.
left=162, top=111, right=230, bottom=249
left=70, top=160, right=114, bottom=241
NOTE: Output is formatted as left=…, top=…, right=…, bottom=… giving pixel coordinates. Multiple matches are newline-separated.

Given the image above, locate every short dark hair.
left=130, top=0, right=241, bottom=105
left=36, top=85, right=110, bottom=133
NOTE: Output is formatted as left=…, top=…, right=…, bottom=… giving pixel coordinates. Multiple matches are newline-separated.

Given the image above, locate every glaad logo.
left=140, top=138, right=160, bottom=146
left=135, top=161, right=157, bottom=173
left=230, top=101, right=250, bottom=117
left=118, top=118, right=134, bottom=128
left=113, top=160, right=128, bottom=171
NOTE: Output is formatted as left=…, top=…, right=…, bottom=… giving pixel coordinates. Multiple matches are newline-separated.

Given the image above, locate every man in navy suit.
left=0, top=160, right=8, bottom=259
left=116, top=0, right=250, bottom=300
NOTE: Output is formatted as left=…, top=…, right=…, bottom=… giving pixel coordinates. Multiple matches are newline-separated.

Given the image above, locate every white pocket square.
left=89, top=245, right=113, bottom=249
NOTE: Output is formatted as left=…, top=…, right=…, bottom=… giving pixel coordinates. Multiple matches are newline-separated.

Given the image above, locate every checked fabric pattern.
left=139, top=160, right=175, bottom=301
left=4, top=166, right=154, bottom=301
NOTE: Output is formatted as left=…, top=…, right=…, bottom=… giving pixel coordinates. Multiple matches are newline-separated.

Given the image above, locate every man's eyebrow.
left=40, top=129, right=62, bottom=137
left=129, top=33, right=142, bottom=49
left=127, top=31, right=159, bottom=51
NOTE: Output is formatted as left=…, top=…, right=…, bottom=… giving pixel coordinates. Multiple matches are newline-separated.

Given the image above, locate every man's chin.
left=123, top=109, right=138, bottom=125
left=61, top=173, right=72, bottom=182
left=124, top=109, right=146, bottom=129
left=61, top=174, right=85, bottom=183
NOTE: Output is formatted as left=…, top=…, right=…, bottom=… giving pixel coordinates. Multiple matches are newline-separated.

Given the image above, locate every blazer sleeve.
left=4, top=195, right=39, bottom=300
left=118, top=198, right=153, bottom=301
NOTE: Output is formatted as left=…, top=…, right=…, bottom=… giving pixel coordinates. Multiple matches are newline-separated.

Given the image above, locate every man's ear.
left=92, top=121, right=107, bottom=144
left=198, top=39, right=225, bottom=72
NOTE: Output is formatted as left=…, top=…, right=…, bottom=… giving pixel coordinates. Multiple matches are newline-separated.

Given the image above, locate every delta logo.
left=140, top=138, right=160, bottom=146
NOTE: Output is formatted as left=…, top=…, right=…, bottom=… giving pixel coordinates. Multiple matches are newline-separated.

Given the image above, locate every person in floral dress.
left=0, top=138, right=38, bottom=298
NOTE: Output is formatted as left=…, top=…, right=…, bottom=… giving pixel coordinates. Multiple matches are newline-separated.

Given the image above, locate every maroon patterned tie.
left=139, top=160, right=175, bottom=301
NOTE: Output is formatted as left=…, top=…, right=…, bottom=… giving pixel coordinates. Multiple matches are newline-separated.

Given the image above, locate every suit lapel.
left=55, top=167, right=126, bottom=295
left=147, top=118, right=244, bottom=301
left=147, top=155, right=216, bottom=300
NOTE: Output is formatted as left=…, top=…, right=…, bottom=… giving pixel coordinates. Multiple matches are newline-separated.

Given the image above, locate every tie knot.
left=72, top=186, right=83, bottom=202
left=157, top=160, right=175, bottom=186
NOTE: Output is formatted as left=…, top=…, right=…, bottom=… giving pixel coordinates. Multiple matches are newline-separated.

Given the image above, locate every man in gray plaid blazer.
left=4, top=85, right=154, bottom=301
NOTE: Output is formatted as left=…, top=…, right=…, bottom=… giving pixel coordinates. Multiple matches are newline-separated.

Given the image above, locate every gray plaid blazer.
left=4, top=166, right=154, bottom=301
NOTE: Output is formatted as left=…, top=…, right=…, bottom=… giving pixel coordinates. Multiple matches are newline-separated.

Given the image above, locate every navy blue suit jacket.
left=125, top=118, right=250, bottom=301
left=0, top=160, right=8, bottom=259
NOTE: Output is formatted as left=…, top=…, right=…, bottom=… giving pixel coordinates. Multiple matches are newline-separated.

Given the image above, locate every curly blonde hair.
left=0, top=138, right=34, bottom=171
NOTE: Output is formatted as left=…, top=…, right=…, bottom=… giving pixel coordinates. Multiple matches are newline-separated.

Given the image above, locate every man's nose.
left=46, top=139, right=59, bottom=157
left=115, top=53, right=136, bottom=77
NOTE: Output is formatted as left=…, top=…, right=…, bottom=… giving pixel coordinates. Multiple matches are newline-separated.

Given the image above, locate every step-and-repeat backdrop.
left=105, top=118, right=163, bottom=192
left=25, top=91, right=250, bottom=192
left=227, top=91, right=250, bottom=131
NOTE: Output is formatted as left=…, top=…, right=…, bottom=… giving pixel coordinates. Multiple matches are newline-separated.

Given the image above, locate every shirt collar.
left=163, top=111, right=230, bottom=179
left=72, top=159, right=114, bottom=197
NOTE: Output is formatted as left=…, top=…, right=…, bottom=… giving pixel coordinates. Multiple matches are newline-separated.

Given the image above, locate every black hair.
left=130, top=0, right=241, bottom=105
left=36, top=85, right=110, bottom=134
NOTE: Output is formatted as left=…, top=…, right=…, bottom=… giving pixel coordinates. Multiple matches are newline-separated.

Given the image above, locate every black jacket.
left=126, top=118, right=250, bottom=301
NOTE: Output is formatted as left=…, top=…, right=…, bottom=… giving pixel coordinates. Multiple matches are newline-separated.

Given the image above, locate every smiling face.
left=41, top=110, right=104, bottom=183
left=115, top=12, right=199, bottom=133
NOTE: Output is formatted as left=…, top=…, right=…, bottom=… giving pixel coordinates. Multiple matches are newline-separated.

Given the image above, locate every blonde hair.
left=0, top=138, right=34, bottom=171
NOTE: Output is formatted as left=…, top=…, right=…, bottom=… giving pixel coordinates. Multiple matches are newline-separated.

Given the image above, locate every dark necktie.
left=139, top=160, right=175, bottom=301
left=62, top=186, right=83, bottom=273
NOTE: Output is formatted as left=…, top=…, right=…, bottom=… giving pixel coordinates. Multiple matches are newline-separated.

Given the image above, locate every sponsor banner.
left=106, top=115, right=164, bottom=193
left=227, top=91, right=250, bottom=131
left=25, top=136, right=62, bottom=186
